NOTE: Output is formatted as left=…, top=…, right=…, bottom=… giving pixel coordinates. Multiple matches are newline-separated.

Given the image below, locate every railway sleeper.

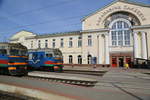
left=23, top=76, right=97, bottom=87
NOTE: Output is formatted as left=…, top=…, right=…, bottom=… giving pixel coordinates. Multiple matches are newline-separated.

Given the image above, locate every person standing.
left=124, top=63, right=129, bottom=69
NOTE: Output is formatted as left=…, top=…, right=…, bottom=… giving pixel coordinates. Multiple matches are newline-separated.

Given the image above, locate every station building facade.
left=10, top=0, right=150, bottom=67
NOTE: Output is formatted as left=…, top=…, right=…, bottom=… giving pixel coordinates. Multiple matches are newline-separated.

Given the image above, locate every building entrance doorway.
left=119, top=57, right=124, bottom=67
left=112, top=57, right=117, bottom=67
left=111, top=54, right=132, bottom=67
left=126, top=57, right=132, bottom=67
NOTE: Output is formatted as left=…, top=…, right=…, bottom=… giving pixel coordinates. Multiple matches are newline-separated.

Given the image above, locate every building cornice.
left=26, top=31, right=81, bottom=40
left=9, top=38, right=19, bottom=41
left=132, top=24, right=150, bottom=29
left=81, top=28, right=109, bottom=33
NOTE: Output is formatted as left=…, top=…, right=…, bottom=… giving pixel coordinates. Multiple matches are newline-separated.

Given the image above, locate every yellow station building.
left=10, top=0, right=150, bottom=67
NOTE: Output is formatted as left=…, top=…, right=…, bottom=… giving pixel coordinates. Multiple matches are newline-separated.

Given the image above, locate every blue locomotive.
left=0, top=43, right=28, bottom=75
left=28, top=48, right=63, bottom=72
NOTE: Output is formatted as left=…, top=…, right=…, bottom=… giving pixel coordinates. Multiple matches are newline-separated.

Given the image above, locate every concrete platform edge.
left=0, top=83, right=75, bottom=100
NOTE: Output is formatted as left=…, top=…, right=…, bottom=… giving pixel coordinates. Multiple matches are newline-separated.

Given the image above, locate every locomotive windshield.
left=20, top=50, right=27, bottom=56
left=10, top=49, right=19, bottom=56
left=53, top=50, right=62, bottom=57
left=46, top=53, right=53, bottom=57
left=10, top=49, right=27, bottom=56
left=0, top=46, right=7, bottom=55
left=0, top=43, right=27, bottom=56
left=45, top=49, right=62, bottom=58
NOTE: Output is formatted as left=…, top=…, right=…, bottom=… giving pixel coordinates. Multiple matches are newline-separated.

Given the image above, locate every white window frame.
left=78, top=36, right=82, bottom=47
left=60, top=38, right=64, bottom=48
left=45, top=40, right=48, bottom=48
left=31, top=41, right=33, bottom=49
left=69, top=55, right=73, bottom=64
left=38, top=40, right=41, bottom=48
left=109, top=18, right=131, bottom=47
left=69, top=37, right=73, bottom=48
left=52, top=39, right=56, bottom=48
left=88, top=35, right=92, bottom=46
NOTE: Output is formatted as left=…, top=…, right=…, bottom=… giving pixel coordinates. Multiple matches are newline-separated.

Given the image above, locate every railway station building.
left=10, top=0, right=150, bottom=67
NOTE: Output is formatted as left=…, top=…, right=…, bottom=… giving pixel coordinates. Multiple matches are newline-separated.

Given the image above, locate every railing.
left=133, top=58, right=150, bottom=69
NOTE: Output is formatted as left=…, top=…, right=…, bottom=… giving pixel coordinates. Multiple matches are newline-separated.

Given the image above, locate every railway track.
left=22, top=69, right=107, bottom=87
left=23, top=72, right=98, bottom=87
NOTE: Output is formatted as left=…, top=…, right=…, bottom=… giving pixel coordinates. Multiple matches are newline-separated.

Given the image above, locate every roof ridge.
left=82, top=0, right=150, bottom=21
left=37, top=30, right=81, bottom=36
left=118, top=0, right=150, bottom=7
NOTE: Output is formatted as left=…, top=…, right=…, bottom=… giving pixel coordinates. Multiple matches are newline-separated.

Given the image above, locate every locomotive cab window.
left=46, top=53, right=53, bottom=57
left=54, top=50, right=62, bottom=57
left=0, top=49, right=7, bottom=55
left=10, top=49, right=19, bottom=56
left=28, top=53, right=33, bottom=60
left=20, top=50, right=27, bottom=56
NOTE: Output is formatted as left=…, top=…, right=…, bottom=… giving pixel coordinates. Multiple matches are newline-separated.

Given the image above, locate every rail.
left=23, top=72, right=98, bottom=87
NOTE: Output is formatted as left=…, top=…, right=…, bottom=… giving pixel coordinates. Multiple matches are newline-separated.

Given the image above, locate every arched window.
left=78, top=55, right=82, bottom=64
left=69, top=55, right=73, bottom=64
left=87, top=55, right=92, bottom=64
left=110, top=18, right=131, bottom=46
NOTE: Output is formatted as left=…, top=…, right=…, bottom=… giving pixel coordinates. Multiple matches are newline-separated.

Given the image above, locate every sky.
left=0, top=0, right=150, bottom=42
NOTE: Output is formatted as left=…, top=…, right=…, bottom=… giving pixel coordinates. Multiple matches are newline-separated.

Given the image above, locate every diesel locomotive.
left=0, top=43, right=28, bottom=75
left=28, top=48, right=63, bottom=72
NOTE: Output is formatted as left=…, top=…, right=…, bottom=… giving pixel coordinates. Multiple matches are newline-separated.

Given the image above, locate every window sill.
left=110, top=45, right=133, bottom=48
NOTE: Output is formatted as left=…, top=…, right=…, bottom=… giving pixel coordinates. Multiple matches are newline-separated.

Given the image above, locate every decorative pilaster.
left=133, top=32, right=139, bottom=58
left=105, top=34, right=110, bottom=64
left=97, top=35, right=102, bottom=64
left=141, top=32, right=147, bottom=59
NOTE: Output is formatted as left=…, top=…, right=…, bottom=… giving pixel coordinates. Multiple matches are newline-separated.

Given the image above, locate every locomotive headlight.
left=54, top=66, right=59, bottom=69
left=8, top=67, right=16, bottom=70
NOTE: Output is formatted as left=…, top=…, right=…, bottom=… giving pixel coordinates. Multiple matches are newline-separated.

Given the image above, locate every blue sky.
left=0, top=0, right=150, bottom=42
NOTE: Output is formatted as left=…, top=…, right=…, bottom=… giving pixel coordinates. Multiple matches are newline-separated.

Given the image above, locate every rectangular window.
left=45, top=40, right=48, bottom=48
left=112, top=23, right=116, bottom=29
left=60, top=38, right=64, bottom=48
left=118, top=31, right=123, bottom=46
left=88, top=35, right=92, bottom=46
left=69, top=37, right=73, bottom=47
left=124, top=30, right=130, bottom=45
left=52, top=39, right=55, bottom=48
left=38, top=40, right=41, bottom=48
left=69, top=55, right=73, bottom=64
left=31, top=41, right=33, bottom=49
left=78, top=36, right=82, bottom=47
left=111, top=31, right=117, bottom=46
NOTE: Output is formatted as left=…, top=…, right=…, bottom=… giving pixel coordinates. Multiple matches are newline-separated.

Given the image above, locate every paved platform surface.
left=0, top=90, right=38, bottom=100
left=28, top=71, right=97, bottom=82
left=0, top=67, right=150, bottom=100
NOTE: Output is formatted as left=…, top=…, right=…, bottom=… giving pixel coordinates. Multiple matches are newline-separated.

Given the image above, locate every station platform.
left=0, top=67, right=150, bottom=100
